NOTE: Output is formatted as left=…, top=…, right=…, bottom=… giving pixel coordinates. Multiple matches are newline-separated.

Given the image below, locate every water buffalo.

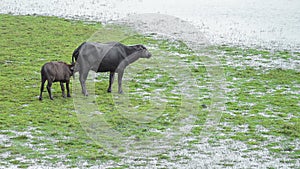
left=72, top=42, right=152, bottom=95
left=39, top=61, right=74, bottom=100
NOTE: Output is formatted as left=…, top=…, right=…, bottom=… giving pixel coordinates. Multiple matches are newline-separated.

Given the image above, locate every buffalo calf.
left=39, top=61, right=74, bottom=100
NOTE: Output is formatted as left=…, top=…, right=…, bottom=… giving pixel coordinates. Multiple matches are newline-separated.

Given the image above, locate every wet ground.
left=1, top=0, right=300, bottom=51
left=1, top=1, right=299, bottom=168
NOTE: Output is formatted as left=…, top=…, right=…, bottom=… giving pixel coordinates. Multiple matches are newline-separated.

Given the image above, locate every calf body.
left=72, top=42, right=152, bottom=95
left=39, top=62, right=74, bottom=100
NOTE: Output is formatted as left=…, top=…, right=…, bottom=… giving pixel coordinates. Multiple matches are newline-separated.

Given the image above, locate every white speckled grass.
left=1, top=1, right=300, bottom=167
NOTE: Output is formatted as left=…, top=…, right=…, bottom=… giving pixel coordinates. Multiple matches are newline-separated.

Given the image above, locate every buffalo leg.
left=79, top=70, right=89, bottom=96
left=47, top=81, right=53, bottom=100
left=107, top=71, right=115, bottom=93
left=118, top=70, right=124, bottom=94
left=39, top=77, right=47, bottom=100
left=66, top=81, right=71, bottom=97
left=60, top=82, right=66, bottom=98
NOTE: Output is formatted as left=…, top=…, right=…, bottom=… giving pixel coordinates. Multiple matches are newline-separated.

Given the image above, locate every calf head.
left=68, top=63, right=75, bottom=76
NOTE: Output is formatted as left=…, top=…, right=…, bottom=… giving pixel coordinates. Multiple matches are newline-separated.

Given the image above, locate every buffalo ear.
left=134, top=45, right=141, bottom=51
left=138, top=45, right=146, bottom=50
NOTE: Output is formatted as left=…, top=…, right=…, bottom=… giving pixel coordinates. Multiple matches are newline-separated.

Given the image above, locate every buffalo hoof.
left=82, top=91, right=88, bottom=96
left=67, top=94, right=71, bottom=97
left=39, top=97, right=42, bottom=101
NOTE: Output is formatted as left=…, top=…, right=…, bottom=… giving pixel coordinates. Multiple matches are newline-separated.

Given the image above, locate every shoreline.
left=3, top=12, right=299, bottom=53
left=1, top=0, right=299, bottom=52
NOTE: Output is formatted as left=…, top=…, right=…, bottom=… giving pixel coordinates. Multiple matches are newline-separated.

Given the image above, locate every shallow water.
left=1, top=0, right=300, bottom=51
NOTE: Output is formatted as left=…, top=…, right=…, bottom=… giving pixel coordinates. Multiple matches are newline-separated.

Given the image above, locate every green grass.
left=0, top=14, right=109, bottom=167
left=0, top=14, right=299, bottom=168
left=212, top=47, right=300, bottom=164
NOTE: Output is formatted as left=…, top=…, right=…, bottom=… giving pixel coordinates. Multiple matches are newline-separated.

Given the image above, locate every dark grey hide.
left=72, top=42, right=152, bottom=95
left=39, top=61, right=74, bottom=100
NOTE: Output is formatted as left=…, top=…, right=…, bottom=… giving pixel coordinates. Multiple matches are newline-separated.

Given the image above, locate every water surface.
left=1, top=0, right=300, bottom=51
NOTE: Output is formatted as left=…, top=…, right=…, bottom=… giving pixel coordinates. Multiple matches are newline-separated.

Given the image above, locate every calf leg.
left=79, top=70, right=89, bottom=96
left=118, top=70, right=124, bottom=94
left=46, top=81, right=53, bottom=100
left=60, top=82, right=66, bottom=98
left=107, top=71, right=115, bottom=93
left=39, top=77, right=47, bottom=100
left=66, top=80, right=71, bottom=97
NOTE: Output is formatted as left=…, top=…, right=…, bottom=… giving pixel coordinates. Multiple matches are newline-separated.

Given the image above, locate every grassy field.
left=0, top=14, right=299, bottom=168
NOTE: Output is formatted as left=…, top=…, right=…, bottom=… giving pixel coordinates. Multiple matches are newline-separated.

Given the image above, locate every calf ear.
left=69, top=65, right=75, bottom=72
